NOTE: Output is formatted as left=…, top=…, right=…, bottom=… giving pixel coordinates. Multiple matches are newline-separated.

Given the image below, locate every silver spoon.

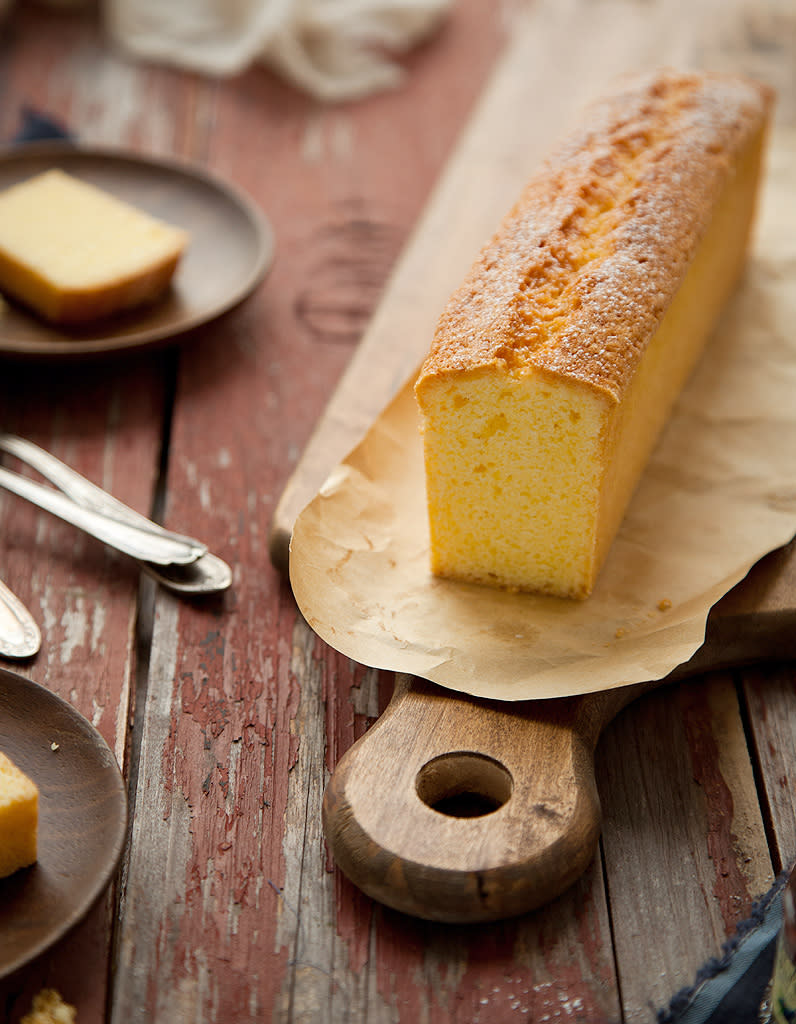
left=0, top=435, right=231, bottom=595
left=137, top=552, right=232, bottom=594
left=0, top=578, right=40, bottom=659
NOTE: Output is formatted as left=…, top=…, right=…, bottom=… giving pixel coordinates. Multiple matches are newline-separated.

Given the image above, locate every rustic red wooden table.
left=0, top=2, right=794, bottom=1022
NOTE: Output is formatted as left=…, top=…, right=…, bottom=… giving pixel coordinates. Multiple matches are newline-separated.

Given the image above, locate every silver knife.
left=0, top=466, right=205, bottom=566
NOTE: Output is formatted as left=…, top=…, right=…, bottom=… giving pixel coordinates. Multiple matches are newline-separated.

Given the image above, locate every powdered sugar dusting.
left=417, top=70, right=773, bottom=401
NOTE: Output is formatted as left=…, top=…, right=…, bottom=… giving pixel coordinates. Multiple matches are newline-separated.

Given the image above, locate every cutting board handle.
left=323, top=675, right=641, bottom=922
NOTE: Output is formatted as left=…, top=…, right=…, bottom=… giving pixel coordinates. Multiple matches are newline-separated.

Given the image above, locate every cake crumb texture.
left=0, top=749, right=39, bottom=878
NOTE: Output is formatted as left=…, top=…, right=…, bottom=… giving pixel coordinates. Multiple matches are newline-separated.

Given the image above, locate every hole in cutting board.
left=416, top=752, right=513, bottom=819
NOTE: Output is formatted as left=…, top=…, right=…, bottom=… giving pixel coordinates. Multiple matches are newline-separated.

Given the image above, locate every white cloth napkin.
left=109, top=0, right=452, bottom=100
left=8, top=0, right=452, bottom=101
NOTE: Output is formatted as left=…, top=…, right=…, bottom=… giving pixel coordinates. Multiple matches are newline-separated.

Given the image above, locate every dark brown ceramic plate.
left=0, top=143, right=274, bottom=357
left=0, top=668, right=127, bottom=978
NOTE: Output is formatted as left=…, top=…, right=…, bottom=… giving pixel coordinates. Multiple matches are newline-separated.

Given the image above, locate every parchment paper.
left=289, top=131, right=796, bottom=701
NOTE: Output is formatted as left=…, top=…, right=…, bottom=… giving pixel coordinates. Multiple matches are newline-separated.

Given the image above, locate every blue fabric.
left=13, top=106, right=72, bottom=143
left=658, top=871, right=790, bottom=1024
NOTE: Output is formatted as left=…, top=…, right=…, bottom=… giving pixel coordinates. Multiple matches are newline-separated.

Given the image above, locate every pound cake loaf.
left=0, top=750, right=38, bottom=878
left=0, top=169, right=187, bottom=324
left=415, top=70, right=773, bottom=599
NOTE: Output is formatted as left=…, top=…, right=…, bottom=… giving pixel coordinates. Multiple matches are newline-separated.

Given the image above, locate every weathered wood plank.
left=598, top=677, right=775, bottom=1021
left=0, top=8, right=178, bottom=1021
left=743, top=663, right=796, bottom=871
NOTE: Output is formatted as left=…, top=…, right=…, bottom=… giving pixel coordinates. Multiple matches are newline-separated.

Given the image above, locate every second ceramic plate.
left=0, top=668, right=128, bottom=978
left=0, top=143, right=274, bottom=357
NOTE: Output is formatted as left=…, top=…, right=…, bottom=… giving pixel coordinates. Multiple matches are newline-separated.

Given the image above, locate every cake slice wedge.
left=0, top=168, right=187, bottom=325
left=414, top=70, right=773, bottom=599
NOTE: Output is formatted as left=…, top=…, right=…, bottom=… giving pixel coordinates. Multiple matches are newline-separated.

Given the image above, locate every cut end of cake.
left=0, top=168, right=189, bottom=325
left=0, top=750, right=39, bottom=878
left=418, top=366, right=610, bottom=599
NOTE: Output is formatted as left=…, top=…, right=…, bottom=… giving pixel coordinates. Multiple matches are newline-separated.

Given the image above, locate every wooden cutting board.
left=269, top=2, right=796, bottom=922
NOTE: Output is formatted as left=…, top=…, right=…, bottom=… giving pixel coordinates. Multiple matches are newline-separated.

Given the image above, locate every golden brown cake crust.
left=417, top=70, right=774, bottom=402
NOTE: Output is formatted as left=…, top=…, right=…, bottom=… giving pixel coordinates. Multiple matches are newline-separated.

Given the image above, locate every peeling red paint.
left=680, top=687, right=753, bottom=933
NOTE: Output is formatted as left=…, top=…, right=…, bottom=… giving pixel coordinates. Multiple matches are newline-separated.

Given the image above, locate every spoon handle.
left=0, top=466, right=201, bottom=566
left=0, top=434, right=205, bottom=552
